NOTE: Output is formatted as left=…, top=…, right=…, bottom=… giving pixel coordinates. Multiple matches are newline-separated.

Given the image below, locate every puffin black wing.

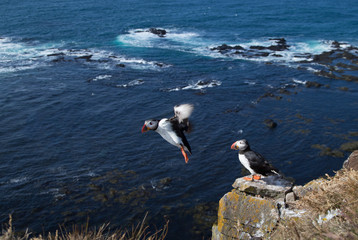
left=245, top=151, right=279, bottom=176
left=169, top=117, right=192, bottom=154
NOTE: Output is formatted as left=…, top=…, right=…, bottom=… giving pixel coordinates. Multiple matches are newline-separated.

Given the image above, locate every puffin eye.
left=149, top=122, right=153, bottom=125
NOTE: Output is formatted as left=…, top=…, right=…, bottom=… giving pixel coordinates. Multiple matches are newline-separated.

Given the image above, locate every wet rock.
left=341, top=74, right=358, bottom=82
left=250, top=45, right=267, bottom=50
left=257, top=92, right=282, bottom=102
left=254, top=52, right=270, bottom=57
left=264, top=119, right=277, bottom=129
left=268, top=45, right=287, bottom=51
left=312, top=51, right=334, bottom=63
left=311, top=144, right=344, bottom=158
left=273, top=38, right=287, bottom=44
left=93, top=193, right=109, bottom=203
left=278, top=88, right=291, bottom=95
left=148, top=28, right=167, bottom=37
left=52, top=57, right=65, bottom=62
left=314, top=70, right=337, bottom=79
left=340, top=141, right=358, bottom=152
left=47, top=52, right=65, bottom=57
left=151, top=177, right=172, bottom=190
left=331, top=40, right=341, bottom=49
left=159, top=177, right=172, bottom=186
left=336, top=62, right=358, bottom=71
left=343, top=150, right=358, bottom=171
left=223, top=107, right=240, bottom=114
left=210, top=44, right=245, bottom=53
left=75, top=55, right=93, bottom=61
left=305, top=81, right=323, bottom=88
left=194, top=91, right=206, bottom=95
left=341, top=51, right=358, bottom=61
left=338, top=86, right=349, bottom=91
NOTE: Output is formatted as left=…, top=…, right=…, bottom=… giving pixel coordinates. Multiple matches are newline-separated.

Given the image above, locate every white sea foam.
left=92, top=75, right=112, bottom=81
left=9, top=176, right=28, bottom=184
left=244, top=80, right=256, bottom=85
left=166, top=80, right=221, bottom=92
left=292, top=78, right=307, bottom=85
left=116, top=79, right=144, bottom=88
left=116, top=28, right=208, bottom=53
left=182, top=80, right=221, bottom=90
left=306, top=66, right=321, bottom=73
left=0, top=37, right=167, bottom=73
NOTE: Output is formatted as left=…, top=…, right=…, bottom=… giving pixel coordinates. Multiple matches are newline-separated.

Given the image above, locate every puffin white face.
left=141, top=120, right=159, bottom=133
left=230, top=139, right=248, bottom=151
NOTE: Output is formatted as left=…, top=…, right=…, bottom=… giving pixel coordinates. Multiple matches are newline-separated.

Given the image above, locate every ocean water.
left=1, top=0, right=358, bottom=239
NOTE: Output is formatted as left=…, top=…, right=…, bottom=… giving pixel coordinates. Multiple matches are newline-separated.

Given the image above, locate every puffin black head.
left=230, top=139, right=249, bottom=151
left=141, top=119, right=159, bottom=133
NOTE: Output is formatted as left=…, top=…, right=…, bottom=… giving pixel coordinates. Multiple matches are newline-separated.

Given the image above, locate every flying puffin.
left=141, top=104, right=194, bottom=163
left=231, top=139, right=279, bottom=181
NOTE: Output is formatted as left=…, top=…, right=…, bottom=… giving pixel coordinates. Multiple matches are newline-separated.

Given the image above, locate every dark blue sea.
left=1, top=0, right=358, bottom=239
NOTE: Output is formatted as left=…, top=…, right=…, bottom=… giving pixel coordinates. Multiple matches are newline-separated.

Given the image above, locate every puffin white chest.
left=238, top=153, right=255, bottom=174
left=156, top=119, right=182, bottom=148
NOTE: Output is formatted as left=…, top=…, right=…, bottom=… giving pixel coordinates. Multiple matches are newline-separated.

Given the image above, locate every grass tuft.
left=273, top=169, right=358, bottom=239
left=0, top=213, right=168, bottom=240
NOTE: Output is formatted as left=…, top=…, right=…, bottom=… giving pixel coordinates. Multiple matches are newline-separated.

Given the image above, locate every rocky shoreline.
left=210, top=38, right=358, bottom=83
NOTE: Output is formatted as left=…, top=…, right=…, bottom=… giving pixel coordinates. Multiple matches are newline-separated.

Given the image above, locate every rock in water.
left=148, top=28, right=167, bottom=37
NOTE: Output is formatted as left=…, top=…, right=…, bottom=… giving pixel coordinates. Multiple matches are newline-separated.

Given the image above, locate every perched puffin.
left=231, top=139, right=279, bottom=181
left=141, top=104, right=194, bottom=163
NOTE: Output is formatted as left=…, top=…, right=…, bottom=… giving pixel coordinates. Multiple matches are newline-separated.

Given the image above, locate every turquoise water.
left=1, top=0, right=358, bottom=239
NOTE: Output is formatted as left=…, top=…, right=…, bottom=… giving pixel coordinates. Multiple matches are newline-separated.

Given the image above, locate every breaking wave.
left=163, top=80, right=222, bottom=92
left=116, top=79, right=144, bottom=88
left=0, top=37, right=168, bottom=74
left=116, top=28, right=210, bottom=53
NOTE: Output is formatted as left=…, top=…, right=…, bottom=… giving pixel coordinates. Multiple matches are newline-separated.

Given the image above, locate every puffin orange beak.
left=141, top=124, right=148, bottom=133
left=231, top=142, right=238, bottom=150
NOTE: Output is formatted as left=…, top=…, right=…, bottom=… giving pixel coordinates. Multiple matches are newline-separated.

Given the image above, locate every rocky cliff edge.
left=212, top=150, right=358, bottom=240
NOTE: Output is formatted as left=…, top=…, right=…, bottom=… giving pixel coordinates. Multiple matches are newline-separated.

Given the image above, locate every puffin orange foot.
left=253, top=175, right=261, bottom=180
left=180, top=147, right=189, bottom=163
left=243, top=176, right=253, bottom=181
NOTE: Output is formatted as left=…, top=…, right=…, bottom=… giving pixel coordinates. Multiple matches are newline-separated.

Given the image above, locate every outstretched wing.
left=171, top=104, right=194, bottom=133
left=173, top=104, right=194, bottom=123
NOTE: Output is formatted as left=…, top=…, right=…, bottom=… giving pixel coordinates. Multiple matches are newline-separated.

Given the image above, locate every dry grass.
left=273, top=169, right=358, bottom=240
left=0, top=214, right=168, bottom=240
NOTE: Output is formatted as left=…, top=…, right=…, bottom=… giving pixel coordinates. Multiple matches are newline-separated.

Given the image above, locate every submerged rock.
left=311, top=144, right=344, bottom=158
left=305, top=81, right=323, bottom=88
left=340, top=141, right=358, bottom=152
left=264, top=119, right=277, bottom=129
